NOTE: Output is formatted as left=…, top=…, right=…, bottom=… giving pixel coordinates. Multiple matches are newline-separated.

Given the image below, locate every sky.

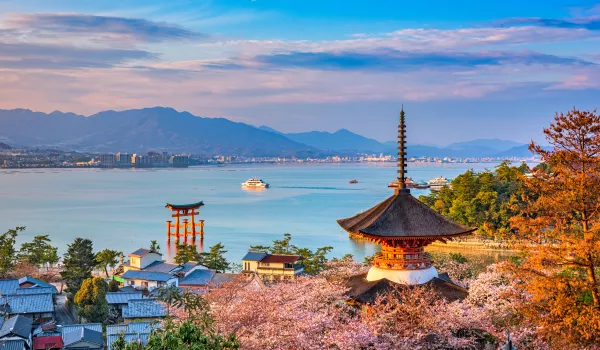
left=0, top=0, right=599, bottom=145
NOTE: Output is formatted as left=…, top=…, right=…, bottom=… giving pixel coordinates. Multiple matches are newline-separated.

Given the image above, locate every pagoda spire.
left=396, top=105, right=408, bottom=194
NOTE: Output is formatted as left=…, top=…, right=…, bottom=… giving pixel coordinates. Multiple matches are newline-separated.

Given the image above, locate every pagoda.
left=337, top=108, right=475, bottom=285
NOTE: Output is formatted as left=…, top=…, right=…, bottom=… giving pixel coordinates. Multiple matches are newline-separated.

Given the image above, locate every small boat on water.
left=242, top=178, right=269, bottom=188
left=427, top=176, right=449, bottom=191
left=388, top=177, right=430, bottom=189
left=349, top=179, right=358, bottom=184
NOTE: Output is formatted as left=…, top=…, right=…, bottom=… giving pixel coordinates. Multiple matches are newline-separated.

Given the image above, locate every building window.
left=284, top=263, right=293, bottom=269
left=128, top=280, right=135, bottom=286
left=261, top=262, right=270, bottom=267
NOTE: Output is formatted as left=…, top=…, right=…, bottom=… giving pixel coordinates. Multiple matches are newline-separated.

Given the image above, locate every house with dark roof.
left=121, top=299, right=166, bottom=324
left=0, top=315, right=32, bottom=349
left=106, top=322, right=155, bottom=350
left=61, top=324, right=103, bottom=349
left=106, top=292, right=144, bottom=319
left=118, top=248, right=209, bottom=291
left=16, top=278, right=57, bottom=296
left=0, top=293, right=54, bottom=325
left=242, top=251, right=304, bottom=281
left=0, top=339, right=27, bottom=350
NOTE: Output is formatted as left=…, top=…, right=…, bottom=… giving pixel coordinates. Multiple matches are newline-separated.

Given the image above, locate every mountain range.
left=0, top=107, right=533, bottom=158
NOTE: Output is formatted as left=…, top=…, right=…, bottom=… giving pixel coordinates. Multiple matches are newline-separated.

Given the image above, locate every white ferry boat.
left=427, top=176, right=449, bottom=191
left=241, top=178, right=270, bottom=188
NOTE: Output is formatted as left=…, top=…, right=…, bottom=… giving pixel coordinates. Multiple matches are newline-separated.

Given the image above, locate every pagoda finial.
left=396, top=106, right=408, bottom=194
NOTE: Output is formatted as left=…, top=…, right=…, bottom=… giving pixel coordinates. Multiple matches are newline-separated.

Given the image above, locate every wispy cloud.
left=6, top=13, right=206, bottom=43
left=495, top=17, right=600, bottom=31
left=248, top=49, right=592, bottom=72
left=0, top=42, right=155, bottom=69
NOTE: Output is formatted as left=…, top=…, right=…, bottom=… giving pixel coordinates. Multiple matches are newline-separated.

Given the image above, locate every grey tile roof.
left=209, top=273, right=237, bottom=287
left=17, top=277, right=58, bottom=294
left=0, top=339, right=27, bottom=350
left=14, top=287, right=55, bottom=295
left=106, top=322, right=154, bottom=336
left=242, top=251, right=267, bottom=261
left=0, top=280, right=19, bottom=296
left=181, top=262, right=199, bottom=273
left=61, top=323, right=102, bottom=335
left=178, top=270, right=215, bottom=286
left=130, top=248, right=161, bottom=257
left=106, top=333, right=149, bottom=350
left=0, top=315, right=32, bottom=339
left=121, top=270, right=173, bottom=282
left=142, top=261, right=177, bottom=273
left=118, top=286, right=136, bottom=293
left=122, top=299, right=166, bottom=319
left=0, top=293, right=53, bottom=314
left=63, top=327, right=103, bottom=347
left=105, top=292, right=143, bottom=305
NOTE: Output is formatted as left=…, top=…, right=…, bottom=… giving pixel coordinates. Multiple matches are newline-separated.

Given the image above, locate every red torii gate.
left=165, top=202, right=205, bottom=243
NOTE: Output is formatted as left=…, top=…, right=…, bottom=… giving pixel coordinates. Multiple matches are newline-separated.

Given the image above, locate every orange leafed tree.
left=512, top=108, right=600, bottom=345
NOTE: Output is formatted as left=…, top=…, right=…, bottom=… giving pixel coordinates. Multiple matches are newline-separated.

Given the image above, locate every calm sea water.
left=0, top=162, right=516, bottom=262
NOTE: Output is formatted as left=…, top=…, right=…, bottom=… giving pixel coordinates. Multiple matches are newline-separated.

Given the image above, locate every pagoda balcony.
left=372, top=253, right=432, bottom=271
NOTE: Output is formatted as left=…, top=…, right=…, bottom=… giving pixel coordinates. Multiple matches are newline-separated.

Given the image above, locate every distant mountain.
left=446, top=139, right=525, bottom=152
left=285, top=129, right=386, bottom=153
left=0, top=142, right=11, bottom=150
left=492, top=145, right=536, bottom=158
left=257, top=125, right=284, bottom=135
left=0, top=107, right=320, bottom=157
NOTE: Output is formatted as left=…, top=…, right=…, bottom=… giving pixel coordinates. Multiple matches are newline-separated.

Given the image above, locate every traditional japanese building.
left=337, top=107, right=475, bottom=286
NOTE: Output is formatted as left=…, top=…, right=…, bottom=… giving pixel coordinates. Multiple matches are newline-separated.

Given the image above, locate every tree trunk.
left=104, top=266, right=109, bottom=279
left=587, top=258, right=600, bottom=307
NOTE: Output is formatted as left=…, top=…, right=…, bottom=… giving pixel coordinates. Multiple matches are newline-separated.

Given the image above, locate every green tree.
left=0, top=227, right=22, bottom=277
left=150, top=240, right=160, bottom=253
left=60, top=238, right=96, bottom=299
left=174, top=243, right=200, bottom=265
left=74, top=276, right=109, bottom=323
left=197, top=243, right=230, bottom=273
left=18, top=234, right=59, bottom=269
left=96, top=249, right=121, bottom=278
left=108, top=279, right=121, bottom=292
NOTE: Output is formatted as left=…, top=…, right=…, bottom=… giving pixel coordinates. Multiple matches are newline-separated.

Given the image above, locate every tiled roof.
left=14, top=287, right=55, bottom=295
left=142, top=261, right=177, bottom=273
left=181, top=262, right=199, bottom=273
left=0, top=315, right=32, bottom=339
left=242, top=251, right=267, bottom=261
left=122, top=299, right=166, bottom=319
left=0, top=280, right=19, bottom=296
left=33, top=335, right=63, bottom=350
left=106, top=322, right=154, bottom=336
left=0, top=293, right=53, bottom=314
left=209, top=273, right=237, bottom=287
left=260, top=254, right=301, bottom=264
left=121, top=270, right=173, bottom=282
left=63, top=327, right=103, bottom=347
left=61, top=323, right=102, bottom=336
left=178, top=270, right=215, bottom=286
left=105, top=292, right=143, bottom=305
left=17, top=277, right=58, bottom=294
left=129, top=248, right=161, bottom=257
left=32, top=321, right=58, bottom=337
left=0, top=339, right=27, bottom=350
left=106, top=333, right=149, bottom=350
left=118, top=286, right=136, bottom=293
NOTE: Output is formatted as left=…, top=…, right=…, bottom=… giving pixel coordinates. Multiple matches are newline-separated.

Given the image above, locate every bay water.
left=0, top=162, right=516, bottom=262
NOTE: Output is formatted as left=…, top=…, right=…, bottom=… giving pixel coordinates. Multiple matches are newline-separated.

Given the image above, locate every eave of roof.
left=337, top=191, right=475, bottom=240
left=165, top=202, right=204, bottom=210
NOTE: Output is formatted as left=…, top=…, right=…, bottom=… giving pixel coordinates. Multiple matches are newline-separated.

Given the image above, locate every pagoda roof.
left=337, top=190, right=475, bottom=240
left=165, top=202, right=204, bottom=210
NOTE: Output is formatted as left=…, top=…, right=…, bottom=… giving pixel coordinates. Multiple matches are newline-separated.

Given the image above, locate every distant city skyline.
left=0, top=0, right=598, bottom=144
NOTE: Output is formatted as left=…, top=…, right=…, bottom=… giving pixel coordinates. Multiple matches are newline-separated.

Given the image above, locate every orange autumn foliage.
left=511, top=108, right=600, bottom=347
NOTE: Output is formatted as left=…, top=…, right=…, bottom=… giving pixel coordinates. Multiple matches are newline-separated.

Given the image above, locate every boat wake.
left=275, top=186, right=361, bottom=190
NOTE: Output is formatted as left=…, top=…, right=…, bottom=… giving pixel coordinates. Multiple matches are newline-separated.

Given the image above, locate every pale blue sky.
left=0, top=0, right=599, bottom=145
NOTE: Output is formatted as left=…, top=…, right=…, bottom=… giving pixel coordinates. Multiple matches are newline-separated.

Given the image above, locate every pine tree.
left=0, top=227, right=22, bottom=277
left=19, top=234, right=59, bottom=268
left=198, top=243, right=230, bottom=273
left=60, top=238, right=96, bottom=299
